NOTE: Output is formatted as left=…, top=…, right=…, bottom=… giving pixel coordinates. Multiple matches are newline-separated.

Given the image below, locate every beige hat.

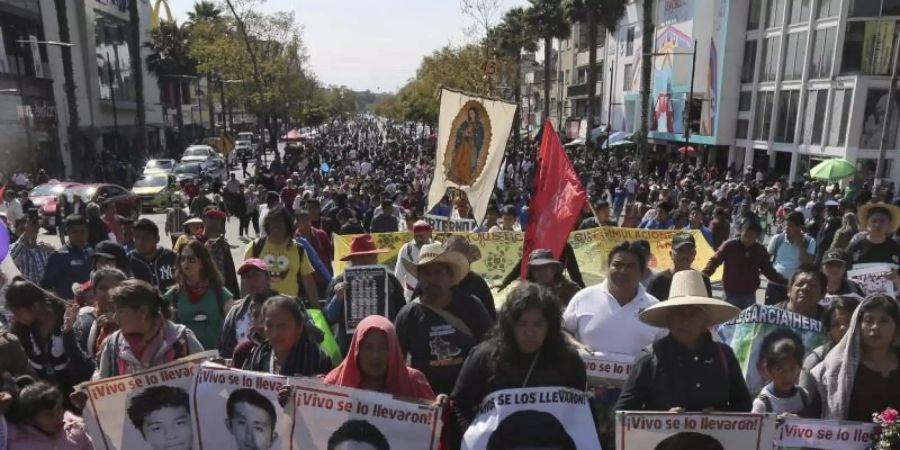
left=401, top=242, right=469, bottom=285
left=858, top=202, right=900, bottom=232
left=639, top=270, right=740, bottom=328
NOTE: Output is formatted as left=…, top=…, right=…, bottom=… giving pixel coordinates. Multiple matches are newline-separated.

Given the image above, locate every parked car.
left=201, top=158, right=228, bottom=181
left=180, top=145, right=217, bottom=163
left=172, top=162, right=204, bottom=185
left=29, top=181, right=82, bottom=233
left=235, top=140, right=253, bottom=159
left=143, top=158, right=178, bottom=176
left=65, top=184, right=141, bottom=221
left=131, top=174, right=179, bottom=211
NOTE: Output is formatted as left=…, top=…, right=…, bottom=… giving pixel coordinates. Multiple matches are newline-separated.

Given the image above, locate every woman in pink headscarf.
left=323, top=315, right=435, bottom=400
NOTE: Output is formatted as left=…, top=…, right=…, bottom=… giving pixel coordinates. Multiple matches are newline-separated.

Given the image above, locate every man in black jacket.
left=129, top=219, right=177, bottom=292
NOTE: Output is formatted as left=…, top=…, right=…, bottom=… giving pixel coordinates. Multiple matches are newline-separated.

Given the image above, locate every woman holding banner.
left=94, top=279, right=203, bottom=378
left=616, top=270, right=750, bottom=412
left=323, top=315, right=435, bottom=399
left=242, top=295, right=333, bottom=376
left=451, top=282, right=586, bottom=428
left=804, top=294, right=900, bottom=421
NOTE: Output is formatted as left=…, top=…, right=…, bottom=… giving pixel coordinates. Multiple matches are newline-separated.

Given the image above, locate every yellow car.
left=132, top=174, right=179, bottom=211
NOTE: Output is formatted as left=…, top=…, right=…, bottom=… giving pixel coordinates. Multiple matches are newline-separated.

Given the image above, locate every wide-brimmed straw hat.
left=401, top=242, right=469, bottom=285
left=858, top=202, right=900, bottom=231
left=639, top=270, right=740, bottom=328
left=340, top=234, right=389, bottom=261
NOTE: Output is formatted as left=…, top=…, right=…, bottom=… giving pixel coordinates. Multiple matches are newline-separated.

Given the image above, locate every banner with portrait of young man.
left=78, top=351, right=216, bottom=450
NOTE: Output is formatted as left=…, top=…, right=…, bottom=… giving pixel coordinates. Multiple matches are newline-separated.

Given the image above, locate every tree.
left=565, top=0, right=626, bottom=148
left=53, top=0, right=83, bottom=177
left=526, top=0, right=570, bottom=122
left=128, top=0, right=148, bottom=159
left=146, top=20, right=196, bottom=152
left=187, top=1, right=223, bottom=22
left=492, top=7, right=538, bottom=148
left=638, top=0, right=653, bottom=172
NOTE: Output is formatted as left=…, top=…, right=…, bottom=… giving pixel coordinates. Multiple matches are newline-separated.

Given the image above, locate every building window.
left=95, top=13, right=135, bottom=103
left=803, top=90, right=827, bottom=144
left=577, top=66, right=588, bottom=84
left=755, top=91, right=775, bottom=140
left=767, top=0, right=784, bottom=28
left=818, top=0, right=839, bottom=17
left=850, top=0, right=882, bottom=17
left=737, top=119, right=750, bottom=139
left=1, top=14, right=49, bottom=78
left=748, top=0, right=762, bottom=29
left=843, top=21, right=897, bottom=75
left=739, top=91, right=752, bottom=111
left=626, top=27, right=635, bottom=56
left=788, top=0, right=810, bottom=24
left=741, top=40, right=758, bottom=83
left=782, top=32, right=807, bottom=81
left=859, top=88, right=899, bottom=149
left=623, top=63, right=633, bottom=91
left=827, top=88, right=852, bottom=146
left=775, top=90, right=800, bottom=143
left=809, top=27, right=836, bottom=79
left=759, top=36, right=781, bottom=82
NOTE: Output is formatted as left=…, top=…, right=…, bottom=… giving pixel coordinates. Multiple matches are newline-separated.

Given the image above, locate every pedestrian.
left=242, top=295, right=333, bottom=376
left=524, top=248, right=581, bottom=308
left=165, top=198, right=189, bottom=247
left=766, top=212, right=816, bottom=305
left=9, top=212, right=54, bottom=283
left=751, top=330, right=809, bottom=414
left=802, top=295, right=859, bottom=371
left=394, top=243, right=493, bottom=395
left=218, top=259, right=274, bottom=359
left=86, top=203, right=110, bottom=248
left=846, top=202, right=900, bottom=268
left=828, top=212, right=858, bottom=252
left=40, top=215, right=93, bottom=300
left=616, top=270, right=749, bottom=412
left=129, top=219, right=178, bottom=292
left=646, top=233, right=712, bottom=301
left=821, top=249, right=864, bottom=297
left=444, top=236, right=497, bottom=320
left=6, top=379, right=93, bottom=450
left=394, top=220, right=433, bottom=301
left=244, top=207, right=320, bottom=302
left=94, top=279, right=204, bottom=378
left=164, top=239, right=234, bottom=350
left=242, top=184, right=260, bottom=238
left=72, top=268, right=127, bottom=358
left=199, top=207, right=240, bottom=297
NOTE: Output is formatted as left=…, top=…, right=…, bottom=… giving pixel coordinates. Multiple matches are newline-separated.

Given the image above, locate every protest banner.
left=848, top=263, right=897, bottom=297
left=776, top=417, right=876, bottom=450
left=192, top=363, right=289, bottom=450
left=332, top=227, right=722, bottom=286
left=79, top=351, right=216, bottom=450
left=343, top=265, right=389, bottom=334
left=423, top=213, right=477, bottom=232
left=616, top=412, right=777, bottom=450
left=582, top=352, right=635, bottom=448
left=718, top=304, right=828, bottom=394
left=461, top=387, right=600, bottom=450
left=287, top=377, right=442, bottom=450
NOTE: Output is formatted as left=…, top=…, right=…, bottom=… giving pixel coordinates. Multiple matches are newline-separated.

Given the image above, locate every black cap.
left=92, top=240, right=127, bottom=263
left=527, top=248, right=560, bottom=267
left=823, top=249, right=846, bottom=265
left=672, top=232, right=696, bottom=250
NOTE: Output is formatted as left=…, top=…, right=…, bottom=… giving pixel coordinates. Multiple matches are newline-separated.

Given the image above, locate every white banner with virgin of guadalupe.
left=461, top=387, right=601, bottom=450
left=426, top=88, right=517, bottom=223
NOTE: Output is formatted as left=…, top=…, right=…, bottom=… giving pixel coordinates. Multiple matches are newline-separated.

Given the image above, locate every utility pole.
left=875, top=33, right=900, bottom=192
left=684, top=40, right=698, bottom=148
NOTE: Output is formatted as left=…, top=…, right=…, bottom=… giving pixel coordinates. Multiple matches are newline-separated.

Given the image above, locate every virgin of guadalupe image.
left=448, top=107, right=486, bottom=185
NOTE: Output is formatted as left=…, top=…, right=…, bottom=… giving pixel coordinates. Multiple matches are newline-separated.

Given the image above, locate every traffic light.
left=683, top=98, right=703, bottom=138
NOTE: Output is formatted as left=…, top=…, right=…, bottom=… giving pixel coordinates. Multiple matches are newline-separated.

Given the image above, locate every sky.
left=172, top=0, right=530, bottom=93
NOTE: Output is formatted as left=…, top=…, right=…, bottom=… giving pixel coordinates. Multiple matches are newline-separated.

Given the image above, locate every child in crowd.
left=752, top=329, right=809, bottom=415
left=6, top=377, right=93, bottom=450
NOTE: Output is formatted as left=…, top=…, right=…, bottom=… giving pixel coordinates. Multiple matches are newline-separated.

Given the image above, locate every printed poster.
left=583, top=352, right=635, bottom=448
left=79, top=351, right=216, bottom=450
left=848, top=263, right=897, bottom=297
left=344, top=265, right=389, bottom=333
left=287, top=377, right=442, bottom=450
left=717, top=304, right=827, bottom=394
left=192, top=363, right=288, bottom=450
left=461, top=387, right=601, bottom=450
left=616, top=412, right=777, bottom=450
left=776, top=418, right=876, bottom=450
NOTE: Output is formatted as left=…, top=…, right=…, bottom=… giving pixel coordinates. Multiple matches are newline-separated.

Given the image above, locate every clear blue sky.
left=172, top=0, right=530, bottom=93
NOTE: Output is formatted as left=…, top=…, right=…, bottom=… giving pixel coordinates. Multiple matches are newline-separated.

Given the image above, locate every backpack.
left=756, top=388, right=809, bottom=413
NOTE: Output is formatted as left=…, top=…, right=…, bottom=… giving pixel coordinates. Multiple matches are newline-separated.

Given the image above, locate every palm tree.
left=638, top=0, right=654, bottom=172
left=53, top=0, right=83, bottom=177
left=187, top=1, right=223, bottom=23
left=526, top=0, right=570, bottom=122
left=146, top=21, right=196, bottom=153
left=565, top=0, right=626, bottom=148
left=493, top=7, right=538, bottom=148
left=128, top=0, right=148, bottom=159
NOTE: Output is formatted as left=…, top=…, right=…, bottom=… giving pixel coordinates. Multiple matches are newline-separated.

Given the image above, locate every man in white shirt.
left=563, top=241, right=667, bottom=355
left=394, top=221, right=433, bottom=300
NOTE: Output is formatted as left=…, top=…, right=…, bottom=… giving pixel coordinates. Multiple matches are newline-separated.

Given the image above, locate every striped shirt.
left=9, top=238, right=53, bottom=283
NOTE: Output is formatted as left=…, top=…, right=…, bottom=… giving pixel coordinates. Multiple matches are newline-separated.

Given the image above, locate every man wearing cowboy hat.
left=324, top=235, right=406, bottom=353
left=847, top=202, right=900, bottom=269
left=617, top=270, right=750, bottom=412
left=395, top=220, right=434, bottom=301
left=394, top=242, right=492, bottom=395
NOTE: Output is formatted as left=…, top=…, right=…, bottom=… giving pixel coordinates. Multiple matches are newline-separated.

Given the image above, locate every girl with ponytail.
left=94, top=279, right=203, bottom=379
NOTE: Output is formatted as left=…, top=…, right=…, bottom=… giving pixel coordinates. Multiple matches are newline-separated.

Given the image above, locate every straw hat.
left=401, top=242, right=469, bottom=285
left=639, top=270, right=740, bottom=328
left=858, top=202, right=900, bottom=231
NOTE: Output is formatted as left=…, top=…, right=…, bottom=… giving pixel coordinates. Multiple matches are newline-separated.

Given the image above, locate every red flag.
left=521, top=120, right=588, bottom=278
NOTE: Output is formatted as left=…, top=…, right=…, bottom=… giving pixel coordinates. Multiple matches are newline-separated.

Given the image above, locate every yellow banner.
left=333, top=228, right=722, bottom=286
